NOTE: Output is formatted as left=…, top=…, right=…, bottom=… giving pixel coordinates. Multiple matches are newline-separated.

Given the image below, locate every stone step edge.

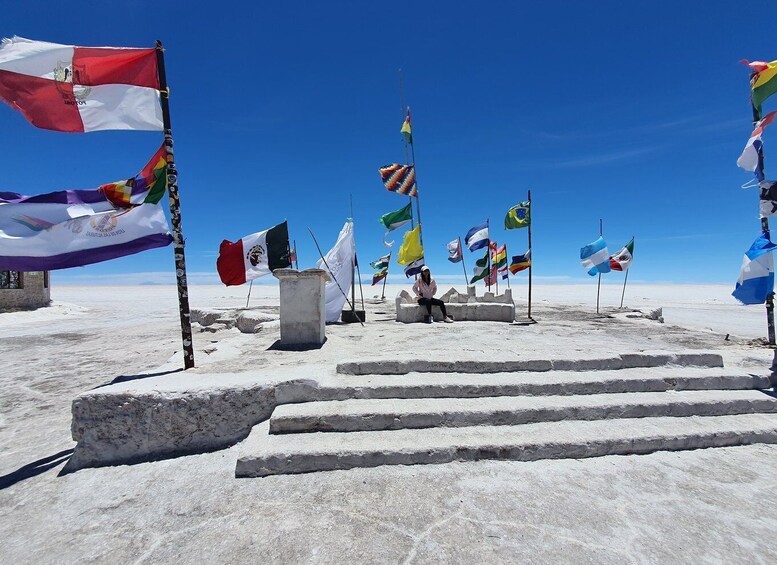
left=269, top=389, right=777, bottom=434
left=336, top=353, right=724, bottom=376
left=313, top=370, right=773, bottom=402
left=235, top=414, right=777, bottom=477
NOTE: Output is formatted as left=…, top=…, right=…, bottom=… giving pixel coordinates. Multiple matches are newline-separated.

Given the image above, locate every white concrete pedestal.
left=273, top=269, right=330, bottom=346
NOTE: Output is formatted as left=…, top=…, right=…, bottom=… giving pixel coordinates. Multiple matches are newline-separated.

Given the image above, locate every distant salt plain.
left=1, top=282, right=765, bottom=340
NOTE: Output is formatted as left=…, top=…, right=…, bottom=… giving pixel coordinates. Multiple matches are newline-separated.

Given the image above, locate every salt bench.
left=395, top=287, right=516, bottom=323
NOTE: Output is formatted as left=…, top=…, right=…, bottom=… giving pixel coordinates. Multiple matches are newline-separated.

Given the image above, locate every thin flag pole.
left=293, top=238, right=298, bottom=269
left=596, top=218, right=603, bottom=315
left=619, top=269, right=629, bottom=309
left=408, top=112, right=424, bottom=249
left=527, top=189, right=533, bottom=320
left=487, top=219, right=492, bottom=292
left=156, top=40, right=194, bottom=370
left=459, top=237, right=468, bottom=288
left=494, top=240, right=499, bottom=295
left=619, top=235, right=633, bottom=309
left=504, top=242, right=511, bottom=289
left=381, top=252, right=390, bottom=300
left=308, top=227, right=363, bottom=327
left=245, top=280, right=253, bottom=309
left=398, top=70, right=415, bottom=230
left=355, top=254, right=365, bottom=312
left=750, top=84, right=776, bottom=348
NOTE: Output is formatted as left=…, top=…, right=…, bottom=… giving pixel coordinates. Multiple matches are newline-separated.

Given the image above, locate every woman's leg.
left=431, top=298, right=447, bottom=318
left=419, top=298, right=433, bottom=316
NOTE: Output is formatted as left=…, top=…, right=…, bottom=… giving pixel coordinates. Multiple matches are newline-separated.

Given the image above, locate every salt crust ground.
left=1, top=283, right=776, bottom=563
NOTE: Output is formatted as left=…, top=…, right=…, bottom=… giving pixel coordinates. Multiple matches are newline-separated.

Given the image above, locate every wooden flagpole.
left=459, top=237, right=469, bottom=287
left=596, top=218, right=603, bottom=315
left=156, top=41, right=194, bottom=370
left=527, top=189, right=533, bottom=320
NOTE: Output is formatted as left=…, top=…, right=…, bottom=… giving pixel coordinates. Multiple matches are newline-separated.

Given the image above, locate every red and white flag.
left=0, top=36, right=163, bottom=132
left=737, top=110, right=777, bottom=173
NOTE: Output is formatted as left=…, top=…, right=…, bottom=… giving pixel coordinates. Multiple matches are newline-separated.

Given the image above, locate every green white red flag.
left=609, top=238, right=635, bottom=271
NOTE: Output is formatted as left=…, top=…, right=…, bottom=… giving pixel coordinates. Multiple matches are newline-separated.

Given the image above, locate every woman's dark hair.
left=421, top=269, right=431, bottom=283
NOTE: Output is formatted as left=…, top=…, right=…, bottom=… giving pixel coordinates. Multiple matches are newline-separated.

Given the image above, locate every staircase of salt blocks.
left=235, top=353, right=777, bottom=478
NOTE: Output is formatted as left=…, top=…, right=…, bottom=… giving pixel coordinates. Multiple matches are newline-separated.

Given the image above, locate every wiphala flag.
left=379, top=164, right=418, bottom=197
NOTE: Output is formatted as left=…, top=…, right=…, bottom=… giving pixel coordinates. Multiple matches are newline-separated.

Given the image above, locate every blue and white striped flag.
left=732, top=233, right=777, bottom=304
left=465, top=222, right=489, bottom=251
left=580, top=237, right=611, bottom=276
left=404, top=256, right=425, bottom=277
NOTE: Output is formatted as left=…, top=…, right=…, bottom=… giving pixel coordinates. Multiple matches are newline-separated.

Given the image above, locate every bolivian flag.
left=745, top=60, right=777, bottom=119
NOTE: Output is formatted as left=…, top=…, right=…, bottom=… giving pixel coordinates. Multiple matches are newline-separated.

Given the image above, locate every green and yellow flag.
left=397, top=224, right=424, bottom=265
left=505, top=201, right=530, bottom=230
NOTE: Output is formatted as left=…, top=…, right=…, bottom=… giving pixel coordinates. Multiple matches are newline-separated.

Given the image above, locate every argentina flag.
left=580, top=237, right=611, bottom=276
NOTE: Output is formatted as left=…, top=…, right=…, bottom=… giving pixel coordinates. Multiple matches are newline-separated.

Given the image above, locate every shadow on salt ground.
left=0, top=449, right=74, bottom=490
left=267, top=338, right=327, bottom=351
left=91, top=368, right=185, bottom=390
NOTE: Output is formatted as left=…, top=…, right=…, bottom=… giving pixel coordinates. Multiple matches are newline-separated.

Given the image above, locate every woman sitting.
left=412, top=266, right=454, bottom=323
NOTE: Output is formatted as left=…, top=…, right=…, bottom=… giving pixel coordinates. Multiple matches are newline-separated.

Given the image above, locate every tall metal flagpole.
left=750, top=77, right=777, bottom=348
left=408, top=120, right=424, bottom=249
left=293, top=238, right=299, bottom=269
left=596, top=218, right=603, bottom=315
left=459, top=237, right=469, bottom=287
left=380, top=252, right=390, bottom=300
left=486, top=219, right=492, bottom=292
left=527, top=189, right=533, bottom=320
left=156, top=40, right=194, bottom=369
left=494, top=240, right=499, bottom=295
left=399, top=70, right=415, bottom=231
left=504, top=242, right=511, bottom=289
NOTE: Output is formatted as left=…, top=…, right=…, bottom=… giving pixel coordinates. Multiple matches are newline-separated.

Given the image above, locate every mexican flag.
left=216, top=221, right=290, bottom=286
left=609, top=238, right=635, bottom=271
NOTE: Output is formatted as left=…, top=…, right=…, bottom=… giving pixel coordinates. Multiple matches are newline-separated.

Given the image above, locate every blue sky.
left=2, top=0, right=777, bottom=285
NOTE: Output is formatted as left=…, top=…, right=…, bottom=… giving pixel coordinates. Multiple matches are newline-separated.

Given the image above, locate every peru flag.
left=216, top=222, right=291, bottom=286
left=0, top=36, right=163, bottom=132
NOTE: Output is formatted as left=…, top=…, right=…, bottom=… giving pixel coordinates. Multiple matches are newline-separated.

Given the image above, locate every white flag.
left=316, top=220, right=355, bottom=323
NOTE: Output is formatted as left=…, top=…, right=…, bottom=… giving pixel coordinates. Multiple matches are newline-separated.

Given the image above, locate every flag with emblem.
left=504, top=201, right=530, bottom=230
left=372, top=269, right=388, bottom=285
left=0, top=36, right=163, bottom=132
left=379, top=164, right=418, bottom=197
left=216, top=221, right=290, bottom=286
left=0, top=150, right=173, bottom=270
left=609, top=238, right=635, bottom=271
left=491, top=243, right=507, bottom=268
left=447, top=238, right=463, bottom=263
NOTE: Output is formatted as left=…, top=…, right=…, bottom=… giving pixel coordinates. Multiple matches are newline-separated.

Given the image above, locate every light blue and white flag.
left=580, top=236, right=611, bottom=276
left=404, top=256, right=425, bottom=278
left=465, top=222, right=489, bottom=251
left=732, top=233, right=777, bottom=305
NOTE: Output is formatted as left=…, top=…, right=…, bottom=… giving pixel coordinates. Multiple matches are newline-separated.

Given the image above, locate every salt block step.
left=270, top=389, right=777, bottom=434
left=336, top=352, right=724, bottom=375
left=314, top=367, right=772, bottom=402
left=235, top=413, right=777, bottom=477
